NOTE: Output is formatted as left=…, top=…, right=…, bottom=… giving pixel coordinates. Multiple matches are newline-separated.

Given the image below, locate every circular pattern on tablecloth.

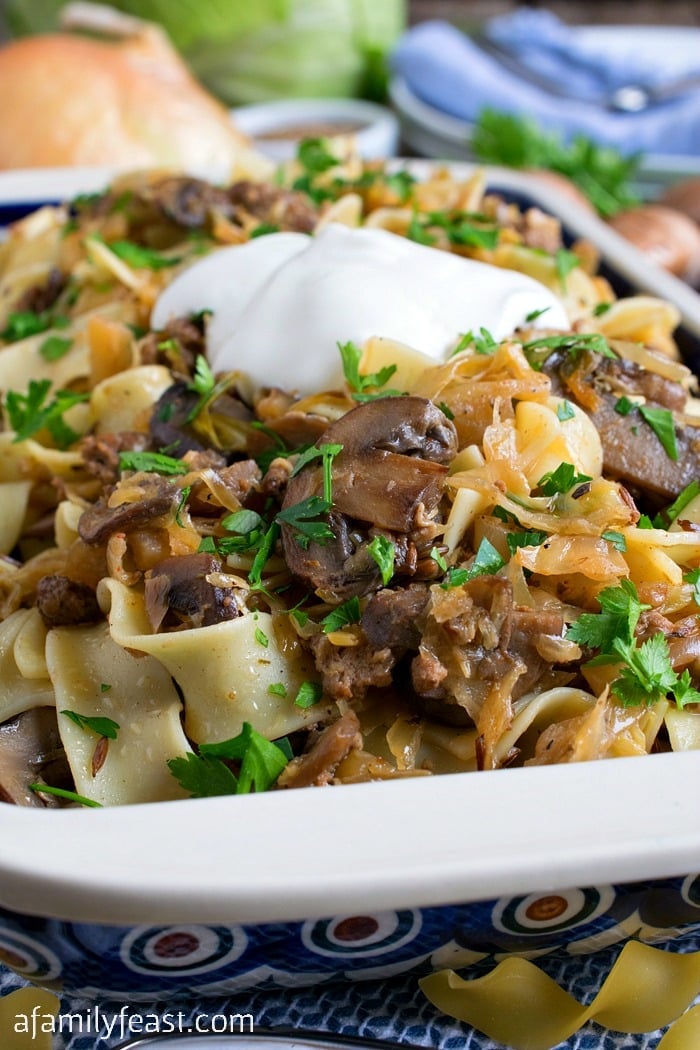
left=301, top=910, right=422, bottom=959
left=0, top=926, right=62, bottom=980
left=681, top=873, right=700, bottom=907
left=119, top=923, right=247, bottom=976
left=493, top=885, right=616, bottom=937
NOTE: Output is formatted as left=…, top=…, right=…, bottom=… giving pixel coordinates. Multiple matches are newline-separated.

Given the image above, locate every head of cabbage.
left=6, top=0, right=406, bottom=104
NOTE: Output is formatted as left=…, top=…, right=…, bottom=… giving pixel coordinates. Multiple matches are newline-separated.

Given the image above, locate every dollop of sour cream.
left=151, top=224, right=568, bottom=393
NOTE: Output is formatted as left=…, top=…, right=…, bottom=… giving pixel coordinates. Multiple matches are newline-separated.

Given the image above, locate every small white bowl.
left=231, top=97, right=400, bottom=162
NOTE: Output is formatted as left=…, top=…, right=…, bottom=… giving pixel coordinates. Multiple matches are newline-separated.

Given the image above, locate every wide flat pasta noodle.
left=99, top=578, right=330, bottom=744
left=46, top=622, right=191, bottom=806
left=0, top=609, right=54, bottom=723
left=420, top=941, right=700, bottom=1050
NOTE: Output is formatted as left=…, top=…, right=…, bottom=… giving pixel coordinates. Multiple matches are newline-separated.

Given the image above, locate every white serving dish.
left=0, top=162, right=698, bottom=930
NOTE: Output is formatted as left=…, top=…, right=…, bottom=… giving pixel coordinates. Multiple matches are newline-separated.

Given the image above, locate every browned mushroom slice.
left=36, top=574, right=101, bottom=628
left=144, top=552, right=244, bottom=630
left=0, top=708, right=72, bottom=807
left=278, top=710, right=361, bottom=788
left=280, top=397, right=457, bottom=599
left=78, top=477, right=179, bottom=546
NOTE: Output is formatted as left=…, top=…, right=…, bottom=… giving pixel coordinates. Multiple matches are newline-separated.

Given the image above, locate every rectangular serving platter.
left=0, top=163, right=698, bottom=927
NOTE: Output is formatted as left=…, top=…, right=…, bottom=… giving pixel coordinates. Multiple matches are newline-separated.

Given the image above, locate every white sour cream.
left=151, top=224, right=568, bottom=393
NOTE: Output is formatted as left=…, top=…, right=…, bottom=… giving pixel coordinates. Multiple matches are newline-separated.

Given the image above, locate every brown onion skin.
left=0, top=28, right=252, bottom=171
left=661, top=177, right=700, bottom=226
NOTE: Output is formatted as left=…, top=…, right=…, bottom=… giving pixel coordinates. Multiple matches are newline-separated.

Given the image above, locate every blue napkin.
left=391, top=11, right=700, bottom=156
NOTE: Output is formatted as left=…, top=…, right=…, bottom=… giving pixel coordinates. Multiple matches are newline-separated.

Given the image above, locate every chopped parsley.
left=39, top=335, right=72, bottom=362
left=602, top=530, right=627, bottom=552
left=506, top=530, right=547, bottom=555
left=593, top=301, right=613, bottom=316
left=557, top=400, right=575, bottom=422
left=438, top=401, right=455, bottom=421
left=61, top=710, right=119, bottom=740
left=29, top=784, right=102, bottom=808
left=638, top=405, right=678, bottom=461
left=457, top=327, right=498, bottom=356
left=614, top=396, right=636, bottom=416
left=290, top=442, right=343, bottom=504
left=254, top=627, right=269, bottom=648
left=250, top=223, right=280, bottom=238
left=276, top=496, right=334, bottom=550
left=118, top=450, right=187, bottom=475
left=522, top=331, right=615, bottom=370
left=97, top=236, right=182, bottom=270
left=169, top=722, right=289, bottom=797
left=338, top=340, right=401, bottom=401
left=174, top=485, right=191, bottom=527
left=537, top=462, right=592, bottom=496
left=566, top=579, right=700, bottom=707
left=430, top=547, right=448, bottom=572
left=367, top=534, right=395, bottom=585
left=321, top=596, right=361, bottom=634
left=554, top=248, right=580, bottom=290
left=2, top=309, right=69, bottom=343
left=5, top=379, right=90, bottom=448
left=268, top=682, right=288, bottom=698
left=685, top=567, right=700, bottom=606
left=294, top=681, right=323, bottom=709
left=441, top=537, right=504, bottom=588
left=525, top=306, right=550, bottom=323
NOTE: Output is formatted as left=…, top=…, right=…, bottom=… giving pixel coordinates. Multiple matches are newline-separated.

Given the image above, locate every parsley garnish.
left=175, top=485, right=191, bottom=527
left=39, top=335, right=72, bottom=362
left=338, top=340, right=400, bottom=401
left=118, top=450, right=187, bottom=475
left=538, top=462, right=592, bottom=496
left=96, top=236, right=182, bottom=270
left=458, top=327, right=498, bottom=356
left=602, top=530, right=627, bottom=552
left=2, top=310, right=69, bottom=343
left=250, top=223, right=280, bottom=238
left=430, top=547, right=448, bottom=572
left=506, top=530, right=547, bottom=555
left=438, top=401, right=455, bottom=421
left=593, top=302, right=613, bottom=316
left=566, top=579, right=699, bottom=707
left=441, top=537, right=505, bottom=588
left=248, top=521, right=280, bottom=591
left=294, top=681, right=323, bottom=709
left=290, top=443, right=343, bottom=504
left=61, top=710, right=119, bottom=740
left=522, top=331, right=615, bottom=370
left=526, top=306, right=550, bottom=323
left=685, top=567, right=700, bottom=606
left=268, top=682, right=288, bottom=698
left=255, top=627, right=269, bottom=648
left=557, top=400, right=575, bottom=422
left=638, top=405, right=678, bottom=461
left=554, top=248, right=580, bottom=290
left=615, top=396, right=636, bottom=416
left=665, top=481, right=700, bottom=523
left=276, top=496, right=334, bottom=550
left=169, top=722, right=289, bottom=797
left=29, top=784, right=102, bottom=807
left=321, top=596, right=361, bottom=634
left=5, top=379, right=89, bottom=448
left=367, top=534, right=395, bottom=585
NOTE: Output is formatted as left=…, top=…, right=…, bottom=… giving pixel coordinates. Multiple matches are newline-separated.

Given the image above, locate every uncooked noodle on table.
left=0, top=144, right=698, bottom=808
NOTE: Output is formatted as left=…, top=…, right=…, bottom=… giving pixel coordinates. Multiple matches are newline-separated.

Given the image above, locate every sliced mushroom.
left=144, top=552, right=245, bottom=630
left=78, top=477, right=179, bottom=546
left=280, top=397, right=457, bottom=599
left=36, top=574, right=101, bottom=628
left=278, top=710, right=361, bottom=788
left=0, top=708, right=72, bottom=807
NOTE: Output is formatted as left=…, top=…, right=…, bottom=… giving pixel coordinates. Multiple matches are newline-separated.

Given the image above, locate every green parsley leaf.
left=297, top=137, right=339, bottom=174
left=685, top=567, right=700, bottom=606
left=440, top=566, right=469, bottom=589
left=248, top=521, right=280, bottom=591
left=250, top=223, right=280, bottom=238
left=222, top=509, right=264, bottom=535
left=100, top=683, right=111, bottom=693
left=118, top=450, right=187, bottom=475
left=338, top=340, right=397, bottom=399
left=637, top=515, right=655, bottom=530
left=458, top=327, right=498, bottom=356
left=407, top=212, right=437, bottom=246
left=5, top=379, right=90, bottom=448
left=557, top=400, right=575, bottom=422
left=276, top=496, right=334, bottom=550
left=638, top=405, right=678, bottom=461
left=438, top=401, right=455, bottom=421
left=197, top=536, right=218, bottom=554
left=3, top=310, right=65, bottom=342
left=430, top=547, right=448, bottom=572
left=525, top=306, right=550, bottom=323
left=593, top=301, right=612, bottom=316
left=29, top=784, right=102, bottom=807
left=290, top=443, right=344, bottom=504
left=268, top=682, right=288, bottom=698
left=175, top=485, right=191, bottom=528
left=611, top=632, right=678, bottom=707
left=294, top=681, right=323, bottom=709
left=506, top=530, right=547, bottom=555
left=614, top=396, right=636, bottom=416
left=673, top=668, right=700, bottom=708
left=385, top=171, right=416, bottom=202
left=468, top=537, right=506, bottom=578
left=167, top=752, right=239, bottom=798
left=254, top=627, right=269, bottom=648
left=189, top=354, right=215, bottom=397
left=538, top=462, right=592, bottom=496
left=554, top=248, right=580, bottom=290
left=602, top=530, right=627, bottom=552
left=522, top=332, right=615, bottom=370
left=321, top=596, right=361, bottom=634
left=199, top=722, right=289, bottom=794
left=566, top=579, right=648, bottom=651
left=60, top=709, right=119, bottom=739
left=101, top=237, right=181, bottom=270
left=39, top=335, right=72, bottom=362
left=664, top=481, right=700, bottom=523
left=367, top=534, right=395, bottom=585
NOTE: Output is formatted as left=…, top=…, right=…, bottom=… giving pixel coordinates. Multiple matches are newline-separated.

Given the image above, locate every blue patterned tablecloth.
left=2, top=938, right=699, bottom=1050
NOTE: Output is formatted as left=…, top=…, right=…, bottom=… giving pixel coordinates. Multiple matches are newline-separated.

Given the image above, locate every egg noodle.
left=0, top=145, right=698, bottom=809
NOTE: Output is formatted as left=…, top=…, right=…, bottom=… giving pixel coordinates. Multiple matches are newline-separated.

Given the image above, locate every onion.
left=0, top=2, right=271, bottom=177
left=660, top=177, right=700, bottom=226
left=607, top=203, right=700, bottom=286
